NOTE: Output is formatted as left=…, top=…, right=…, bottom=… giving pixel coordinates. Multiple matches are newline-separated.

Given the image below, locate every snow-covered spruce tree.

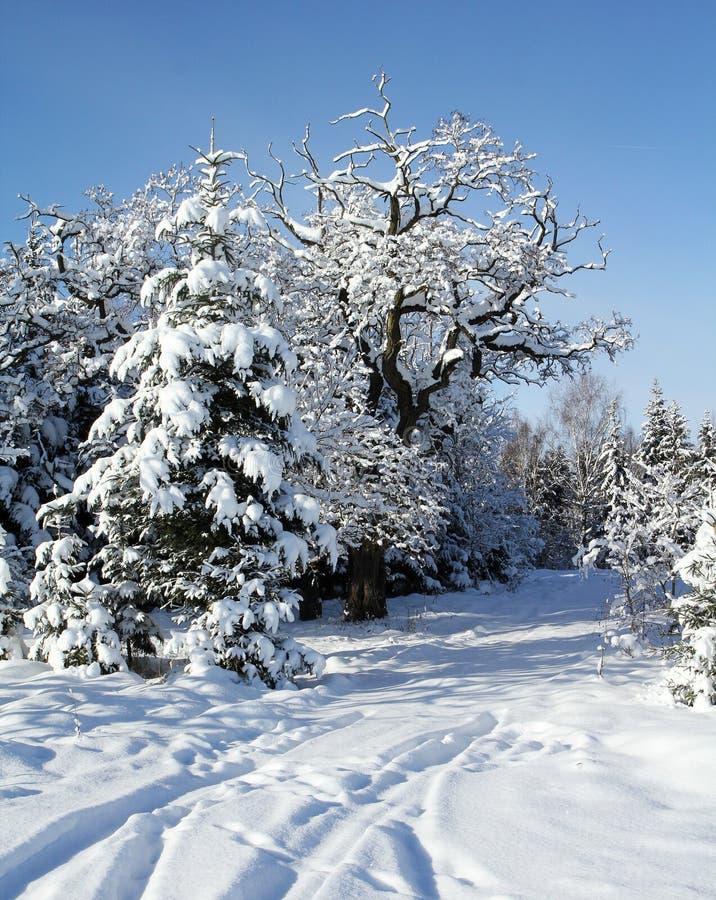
left=633, top=389, right=699, bottom=605
left=667, top=505, right=716, bottom=707
left=663, top=401, right=700, bottom=565
left=550, top=373, right=617, bottom=554
left=587, top=389, right=700, bottom=642
left=586, top=400, right=632, bottom=567
left=691, top=412, right=716, bottom=501
left=25, top=511, right=124, bottom=674
left=583, top=400, right=656, bottom=639
left=29, top=140, right=334, bottom=685
left=636, top=381, right=671, bottom=469
left=244, top=74, right=632, bottom=610
left=0, top=170, right=191, bottom=622
left=530, top=446, right=577, bottom=569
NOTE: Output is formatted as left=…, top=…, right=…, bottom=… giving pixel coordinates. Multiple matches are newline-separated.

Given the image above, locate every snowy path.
left=1, top=571, right=715, bottom=899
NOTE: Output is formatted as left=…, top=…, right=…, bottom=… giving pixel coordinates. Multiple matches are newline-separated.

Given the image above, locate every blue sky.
left=1, top=0, right=714, bottom=432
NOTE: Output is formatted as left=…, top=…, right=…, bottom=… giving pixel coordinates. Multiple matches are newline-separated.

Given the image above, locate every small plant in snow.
left=68, top=688, right=82, bottom=738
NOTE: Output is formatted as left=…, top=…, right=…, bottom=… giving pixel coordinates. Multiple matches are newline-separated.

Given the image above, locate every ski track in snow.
left=1, top=570, right=715, bottom=899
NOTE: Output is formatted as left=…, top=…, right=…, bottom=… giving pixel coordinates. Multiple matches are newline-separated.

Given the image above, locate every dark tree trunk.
left=296, top=568, right=323, bottom=621
left=344, top=539, right=387, bottom=621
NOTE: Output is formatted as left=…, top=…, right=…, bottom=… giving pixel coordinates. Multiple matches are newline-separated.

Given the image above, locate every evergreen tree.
left=590, top=391, right=701, bottom=641
left=664, top=401, right=692, bottom=473
left=635, top=392, right=699, bottom=602
left=599, top=403, right=630, bottom=528
left=668, top=506, right=716, bottom=707
left=27, top=139, right=333, bottom=686
left=691, top=412, right=716, bottom=500
left=636, top=381, right=671, bottom=470
left=589, top=401, right=633, bottom=570
left=530, top=446, right=576, bottom=569
left=584, top=400, right=656, bottom=636
left=26, top=526, right=124, bottom=673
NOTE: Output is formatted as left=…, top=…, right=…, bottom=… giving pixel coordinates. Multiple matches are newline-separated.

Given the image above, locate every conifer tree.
left=668, top=505, right=716, bottom=707
left=691, top=412, right=716, bottom=500
left=636, top=381, right=671, bottom=470
left=26, top=527, right=124, bottom=673
left=591, top=390, right=701, bottom=640
left=662, top=401, right=699, bottom=559
left=635, top=391, right=699, bottom=602
left=530, top=446, right=576, bottom=569
left=27, top=138, right=334, bottom=685
left=590, top=401, right=633, bottom=569
left=584, top=400, right=656, bottom=636
left=664, top=401, right=692, bottom=473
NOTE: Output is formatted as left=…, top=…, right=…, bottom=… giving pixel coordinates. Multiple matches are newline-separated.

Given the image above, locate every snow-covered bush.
left=26, top=534, right=124, bottom=673
left=185, top=589, right=325, bottom=687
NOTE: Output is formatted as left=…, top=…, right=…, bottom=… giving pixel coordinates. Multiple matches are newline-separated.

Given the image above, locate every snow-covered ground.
left=1, top=570, right=715, bottom=900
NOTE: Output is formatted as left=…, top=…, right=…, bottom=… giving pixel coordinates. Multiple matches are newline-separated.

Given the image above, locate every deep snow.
left=1, top=570, right=715, bottom=899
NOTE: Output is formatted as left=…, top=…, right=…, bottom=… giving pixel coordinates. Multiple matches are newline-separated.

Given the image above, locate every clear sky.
left=1, top=0, right=714, bottom=433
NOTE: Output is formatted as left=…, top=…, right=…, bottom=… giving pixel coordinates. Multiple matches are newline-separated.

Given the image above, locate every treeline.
left=508, top=377, right=715, bottom=704
left=505, top=378, right=714, bottom=572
